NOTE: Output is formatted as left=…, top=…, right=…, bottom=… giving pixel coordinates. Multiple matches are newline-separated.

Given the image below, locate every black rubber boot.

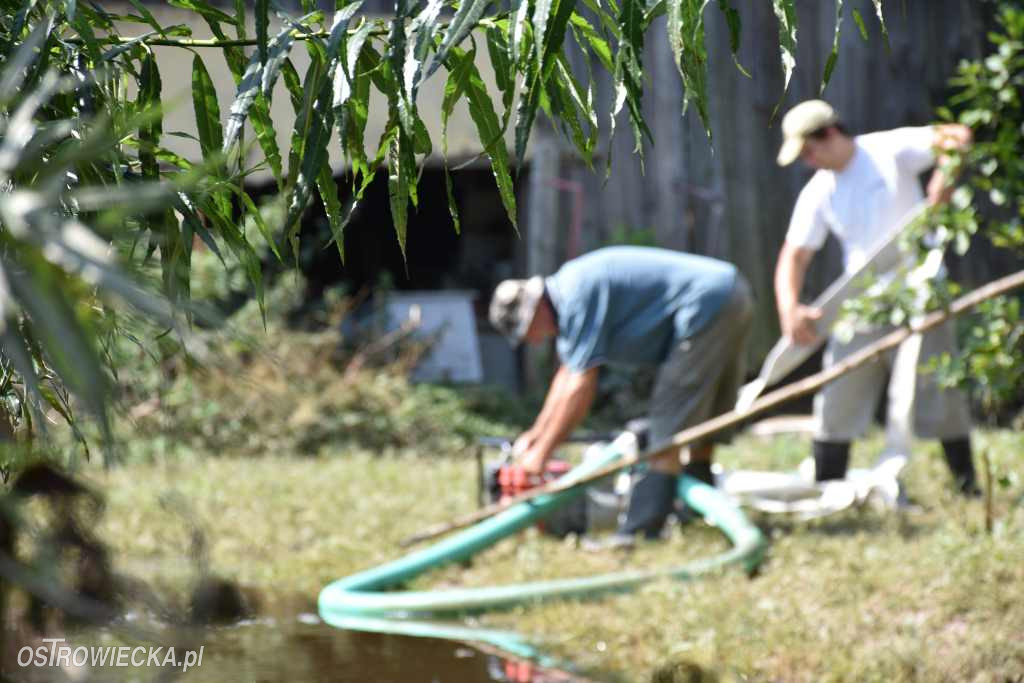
left=683, top=460, right=714, bottom=487
left=941, top=437, right=980, bottom=497
left=617, top=470, right=679, bottom=539
left=674, top=461, right=714, bottom=525
left=813, top=440, right=851, bottom=482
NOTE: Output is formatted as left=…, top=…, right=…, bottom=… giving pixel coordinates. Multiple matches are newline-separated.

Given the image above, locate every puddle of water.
left=188, top=615, right=585, bottom=682
left=3, top=610, right=593, bottom=682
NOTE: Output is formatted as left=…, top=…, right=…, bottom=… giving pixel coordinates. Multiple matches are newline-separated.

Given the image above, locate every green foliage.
left=927, top=297, right=1024, bottom=419
left=841, top=3, right=1024, bottom=418
left=85, top=279, right=532, bottom=463
left=0, top=19, right=191, bottom=457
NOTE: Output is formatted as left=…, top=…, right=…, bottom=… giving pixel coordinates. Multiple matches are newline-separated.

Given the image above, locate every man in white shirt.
left=773, top=99, right=978, bottom=495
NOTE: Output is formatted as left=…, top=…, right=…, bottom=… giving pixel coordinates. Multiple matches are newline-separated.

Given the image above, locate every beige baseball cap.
left=777, top=99, right=839, bottom=166
left=489, top=276, right=545, bottom=343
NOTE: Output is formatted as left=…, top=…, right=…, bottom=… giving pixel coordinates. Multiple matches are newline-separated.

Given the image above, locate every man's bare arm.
left=927, top=123, right=973, bottom=205
left=513, top=364, right=569, bottom=454
left=774, top=241, right=821, bottom=346
left=519, top=366, right=599, bottom=472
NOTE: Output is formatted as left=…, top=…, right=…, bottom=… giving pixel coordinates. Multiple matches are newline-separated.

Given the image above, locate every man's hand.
left=926, top=166, right=956, bottom=206
left=927, top=123, right=972, bottom=206
left=519, top=446, right=550, bottom=475
left=511, top=431, right=536, bottom=457
left=780, top=304, right=823, bottom=346
left=775, top=241, right=819, bottom=345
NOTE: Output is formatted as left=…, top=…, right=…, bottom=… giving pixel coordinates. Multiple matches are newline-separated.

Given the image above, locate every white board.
left=386, top=291, right=483, bottom=383
left=736, top=202, right=928, bottom=412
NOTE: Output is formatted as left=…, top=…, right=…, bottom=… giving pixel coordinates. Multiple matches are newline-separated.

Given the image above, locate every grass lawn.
left=86, top=429, right=1024, bottom=682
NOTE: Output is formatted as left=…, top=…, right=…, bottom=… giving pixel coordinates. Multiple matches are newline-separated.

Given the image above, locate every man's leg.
left=941, top=436, right=979, bottom=496
left=813, top=439, right=851, bottom=481
left=683, top=443, right=715, bottom=486
left=910, top=321, right=978, bottom=496
left=617, top=276, right=752, bottom=540
left=813, top=329, right=891, bottom=480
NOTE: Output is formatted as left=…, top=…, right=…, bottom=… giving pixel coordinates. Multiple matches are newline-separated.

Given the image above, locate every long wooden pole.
left=400, top=269, right=1024, bottom=548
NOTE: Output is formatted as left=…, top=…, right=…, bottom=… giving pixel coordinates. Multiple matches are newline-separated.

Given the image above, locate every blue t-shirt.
left=544, top=246, right=737, bottom=371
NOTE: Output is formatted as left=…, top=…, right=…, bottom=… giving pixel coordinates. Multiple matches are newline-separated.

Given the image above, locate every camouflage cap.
left=488, top=276, right=545, bottom=343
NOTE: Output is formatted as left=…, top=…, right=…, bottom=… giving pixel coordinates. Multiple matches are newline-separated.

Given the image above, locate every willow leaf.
left=225, top=186, right=279, bottom=262
left=675, top=0, right=712, bottom=136
left=70, top=12, right=102, bottom=63
left=612, top=0, right=651, bottom=157
left=159, top=212, right=190, bottom=303
left=137, top=53, right=162, bottom=182
left=100, top=30, right=158, bottom=62
left=454, top=47, right=517, bottom=231
left=343, top=46, right=375, bottom=193
left=334, top=19, right=373, bottom=115
left=167, top=0, right=236, bottom=26
left=222, top=24, right=296, bottom=154
left=0, top=15, right=54, bottom=105
left=0, top=327, right=47, bottom=437
left=442, top=45, right=473, bottom=158
left=427, top=0, right=494, bottom=80
left=256, top=0, right=269, bottom=65
left=542, top=0, right=577, bottom=67
left=485, top=24, right=515, bottom=124
left=387, top=126, right=414, bottom=263
left=821, top=0, right=842, bottom=94
left=560, top=57, right=597, bottom=162
left=771, top=0, right=797, bottom=100
left=281, top=58, right=303, bottom=111
left=176, top=191, right=226, bottom=264
left=260, top=28, right=297, bottom=99
left=514, top=65, right=540, bottom=164
left=851, top=9, right=868, bottom=41
left=569, top=12, right=614, bottom=73
left=510, top=0, right=530, bottom=67
left=191, top=55, right=223, bottom=158
left=199, top=194, right=266, bottom=318
left=388, top=0, right=415, bottom=135
left=403, top=0, right=444, bottom=124
left=285, top=68, right=334, bottom=237
left=316, top=161, right=350, bottom=262
left=234, top=0, right=246, bottom=38
left=533, top=0, right=555, bottom=74
left=405, top=0, right=445, bottom=103
left=514, top=0, right=575, bottom=162
left=5, top=256, right=109, bottom=435
left=444, top=166, right=460, bottom=235
left=716, top=0, right=749, bottom=77
left=250, top=97, right=284, bottom=181
left=328, top=2, right=366, bottom=57
left=581, top=0, right=621, bottom=40
left=872, top=0, right=889, bottom=49
left=127, top=0, right=168, bottom=37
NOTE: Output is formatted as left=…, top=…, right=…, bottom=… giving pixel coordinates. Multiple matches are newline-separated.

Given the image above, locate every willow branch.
left=65, top=15, right=508, bottom=50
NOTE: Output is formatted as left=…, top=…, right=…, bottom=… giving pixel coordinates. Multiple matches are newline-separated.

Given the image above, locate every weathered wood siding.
left=544, top=0, right=993, bottom=361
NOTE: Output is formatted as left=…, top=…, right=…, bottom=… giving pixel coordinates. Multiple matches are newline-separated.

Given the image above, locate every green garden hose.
left=318, top=442, right=767, bottom=660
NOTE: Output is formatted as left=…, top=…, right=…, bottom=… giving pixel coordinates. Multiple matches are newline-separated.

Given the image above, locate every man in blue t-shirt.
left=489, top=246, right=753, bottom=544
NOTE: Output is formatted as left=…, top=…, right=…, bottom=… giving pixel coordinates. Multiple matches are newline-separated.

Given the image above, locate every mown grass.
left=86, top=428, right=1024, bottom=682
